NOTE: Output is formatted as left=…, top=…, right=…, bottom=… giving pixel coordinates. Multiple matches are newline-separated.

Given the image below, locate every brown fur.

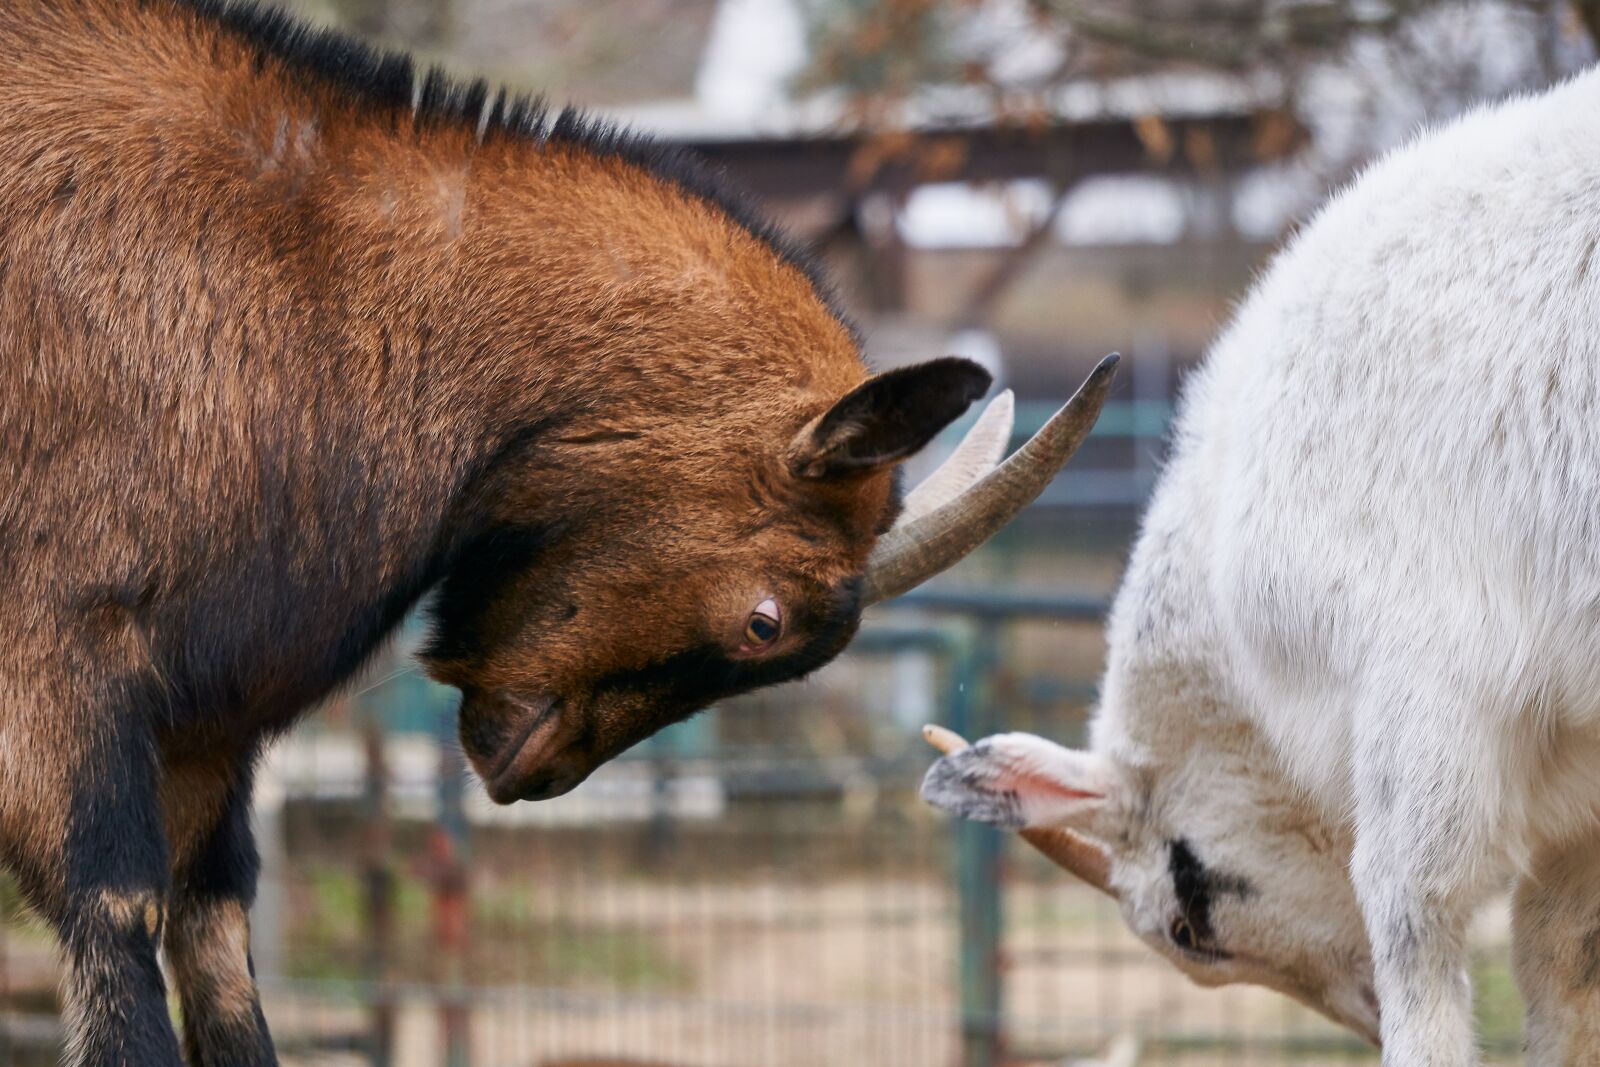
left=0, top=2, right=988, bottom=1063
left=166, top=899, right=259, bottom=1024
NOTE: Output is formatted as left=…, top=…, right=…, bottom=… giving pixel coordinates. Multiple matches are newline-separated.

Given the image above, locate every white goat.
left=923, top=68, right=1600, bottom=1064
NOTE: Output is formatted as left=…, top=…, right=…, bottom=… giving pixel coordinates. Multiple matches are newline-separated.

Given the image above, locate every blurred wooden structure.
left=671, top=108, right=1302, bottom=318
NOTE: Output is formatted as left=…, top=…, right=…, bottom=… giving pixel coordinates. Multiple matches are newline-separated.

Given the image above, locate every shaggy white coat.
left=925, top=66, right=1600, bottom=1064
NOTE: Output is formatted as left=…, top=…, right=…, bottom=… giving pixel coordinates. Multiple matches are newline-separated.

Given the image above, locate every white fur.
left=927, top=68, right=1600, bottom=1063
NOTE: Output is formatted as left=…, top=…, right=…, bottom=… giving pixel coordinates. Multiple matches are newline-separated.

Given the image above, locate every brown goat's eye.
left=744, top=599, right=782, bottom=647
left=1169, top=916, right=1198, bottom=952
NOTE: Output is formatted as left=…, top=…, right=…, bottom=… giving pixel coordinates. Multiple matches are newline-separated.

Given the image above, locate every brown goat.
left=0, top=2, right=1113, bottom=1064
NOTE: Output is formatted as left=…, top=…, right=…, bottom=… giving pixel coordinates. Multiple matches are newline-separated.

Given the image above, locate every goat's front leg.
left=23, top=711, right=185, bottom=1066
left=163, top=756, right=277, bottom=1067
left=1512, top=840, right=1600, bottom=1065
left=1351, top=684, right=1508, bottom=1067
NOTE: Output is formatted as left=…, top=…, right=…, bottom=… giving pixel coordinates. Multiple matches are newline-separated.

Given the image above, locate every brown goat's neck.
left=1, top=0, right=861, bottom=730
left=6, top=0, right=854, bottom=460
left=296, top=140, right=857, bottom=540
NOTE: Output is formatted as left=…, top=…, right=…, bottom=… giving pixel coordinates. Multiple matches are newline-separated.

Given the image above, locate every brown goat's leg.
left=165, top=759, right=276, bottom=1066
left=37, top=715, right=185, bottom=1066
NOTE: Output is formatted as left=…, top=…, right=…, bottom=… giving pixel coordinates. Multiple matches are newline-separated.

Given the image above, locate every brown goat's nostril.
left=484, top=697, right=557, bottom=780
left=458, top=696, right=509, bottom=758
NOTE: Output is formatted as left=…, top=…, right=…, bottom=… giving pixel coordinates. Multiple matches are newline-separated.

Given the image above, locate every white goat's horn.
left=899, top=390, right=1015, bottom=526
left=861, top=353, right=1119, bottom=605
left=922, top=724, right=1116, bottom=897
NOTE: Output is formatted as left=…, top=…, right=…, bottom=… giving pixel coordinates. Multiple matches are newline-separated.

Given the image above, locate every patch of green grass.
left=530, top=923, right=690, bottom=991
left=287, top=866, right=432, bottom=982
left=0, top=875, right=57, bottom=947
left=1472, top=954, right=1524, bottom=1050
left=284, top=866, right=689, bottom=992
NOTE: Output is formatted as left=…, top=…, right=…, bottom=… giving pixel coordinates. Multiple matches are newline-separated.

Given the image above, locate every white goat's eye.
left=1169, top=916, right=1198, bottom=951
left=744, top=598, right=782, bottom=647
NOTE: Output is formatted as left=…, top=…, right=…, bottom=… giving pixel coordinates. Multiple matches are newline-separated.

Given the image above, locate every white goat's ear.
left=920, top=732, right=1121, bottom=833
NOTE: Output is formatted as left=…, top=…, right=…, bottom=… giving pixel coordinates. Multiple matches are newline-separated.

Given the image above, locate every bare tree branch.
left=1035, top=1, right=1262, bottom=70
left=952, top=187, right=1073, bottom=331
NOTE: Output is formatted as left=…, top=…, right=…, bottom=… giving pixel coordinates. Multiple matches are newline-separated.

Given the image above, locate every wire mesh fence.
left=239, top=592, right=1405, bottom=1067
left=0, top=576, right=1523, bottom=1067
left=0, top=423, right=1525, bottom=1067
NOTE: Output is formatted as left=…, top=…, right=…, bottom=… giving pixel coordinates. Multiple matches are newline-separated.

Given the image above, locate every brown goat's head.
left=426, top=357, right=973, bottom=800
left=384, top=126, right=1118, bottom=802
left=423, top=349, right=1116, bottom=803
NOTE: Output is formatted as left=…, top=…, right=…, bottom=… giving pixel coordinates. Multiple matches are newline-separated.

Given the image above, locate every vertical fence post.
left=251, top=754, right=287, bottom=995
left=1132, top=333, right=1171, bottom=494
left=950, top=620, right=1004, bottom=1067
left=361, top=717, right=396, bottom=1067
left=433, top=704, right=472, bottom=1067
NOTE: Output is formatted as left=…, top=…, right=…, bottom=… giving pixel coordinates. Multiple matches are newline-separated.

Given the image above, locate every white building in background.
left=694, top=0, right=807, bottom=122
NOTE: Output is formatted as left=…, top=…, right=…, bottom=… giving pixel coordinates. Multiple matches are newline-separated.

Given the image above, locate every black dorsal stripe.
left=163, top=0, right=839, bottom=311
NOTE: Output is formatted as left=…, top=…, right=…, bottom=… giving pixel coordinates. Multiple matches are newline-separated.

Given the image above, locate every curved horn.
left=899, top=390, right=1015, bottom=526
left=861, top=353, right=1119, bottom=605
left=922, top=724, right=1116, bottom=897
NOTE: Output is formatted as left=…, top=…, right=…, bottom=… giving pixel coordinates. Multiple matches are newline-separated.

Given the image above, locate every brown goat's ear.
left=790, top=357, right=993, bottom=479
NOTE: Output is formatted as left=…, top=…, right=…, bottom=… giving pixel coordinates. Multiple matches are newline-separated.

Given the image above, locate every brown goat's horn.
left=922, top=724, right=1116, bottom=897
left=899, top=390, right=1014, bottom=525
left=861, top=353, right=1119, bottom=605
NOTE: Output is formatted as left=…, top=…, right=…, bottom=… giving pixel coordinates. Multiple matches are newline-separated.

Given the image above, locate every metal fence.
left=229, top=582, right=1519, bottom=1067
left=233, top=582, right=1401, bottom=1067
left=0, top=395, right=1523, bottom=1066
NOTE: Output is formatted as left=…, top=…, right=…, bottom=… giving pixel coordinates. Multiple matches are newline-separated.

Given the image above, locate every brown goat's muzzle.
left=460, top=691, right=593, bottom=803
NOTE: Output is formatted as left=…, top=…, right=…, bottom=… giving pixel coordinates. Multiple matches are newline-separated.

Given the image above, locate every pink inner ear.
left=1004, top=764, right=1101, bottom=804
